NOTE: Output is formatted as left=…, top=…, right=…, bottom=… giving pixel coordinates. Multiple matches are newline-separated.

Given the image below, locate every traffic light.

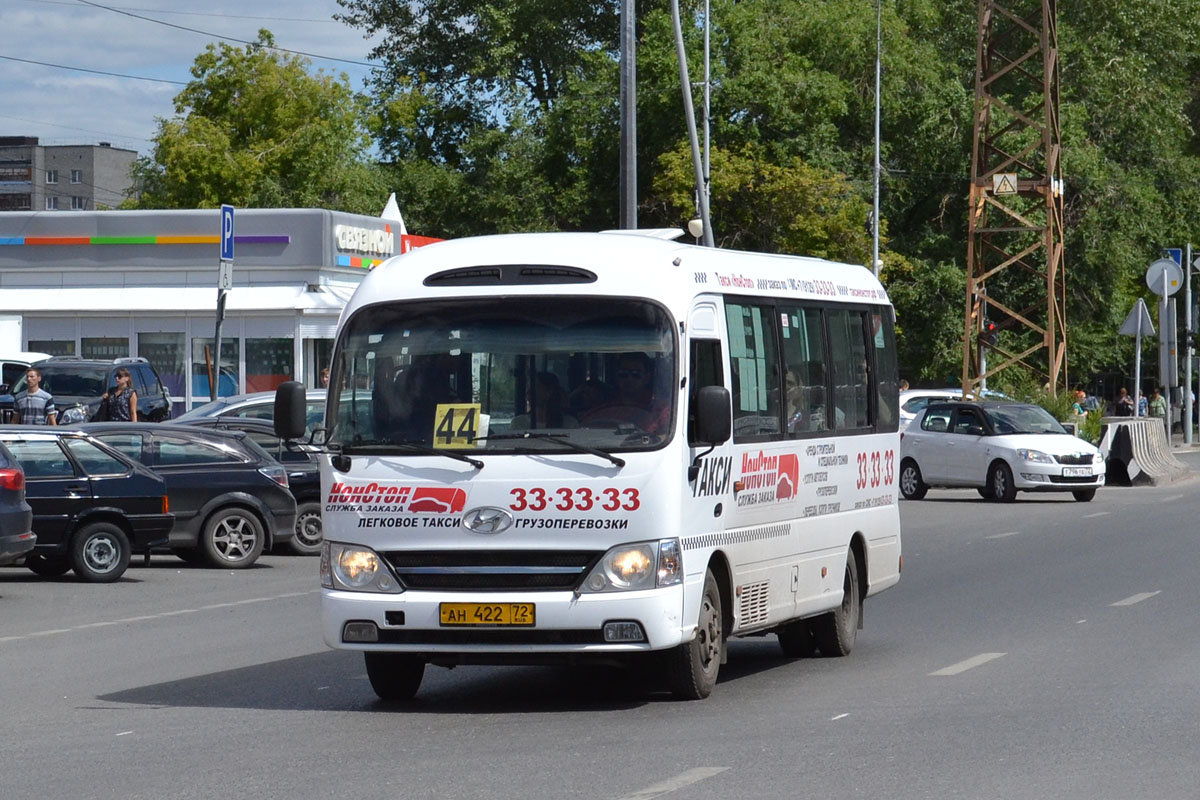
left=980, top=319, right=999, bottom=348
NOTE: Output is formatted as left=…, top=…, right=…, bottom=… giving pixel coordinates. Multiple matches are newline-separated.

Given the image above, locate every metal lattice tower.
left=963, top=0, right=1065, bottom=395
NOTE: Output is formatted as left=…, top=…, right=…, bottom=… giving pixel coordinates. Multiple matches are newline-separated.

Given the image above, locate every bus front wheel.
left=812, top=549, right=860, bottom=657
left=364, top=652, right=425, bottom=702
left=667, top=568, right=723, bottom=700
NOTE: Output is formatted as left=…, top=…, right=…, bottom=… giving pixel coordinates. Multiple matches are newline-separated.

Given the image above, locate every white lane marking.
left=116, top=731, right=132, bottom=737
left=0, top=589, right=319, bottom=644
left=1077, top=619, right=1087, bottom=624
left=929, top=652, right=1006, bottom=676
left=831, top=713, right=849, bottom=721
left=1111, top=591, right=1161, bottom=607
left=986, top=531, right=1021, bottom=539
left=614, top=768, right=730, bottom=800
left=1082, top=512, right=1109, bottom=518
left=1163, top=494, right=1185, bottom=502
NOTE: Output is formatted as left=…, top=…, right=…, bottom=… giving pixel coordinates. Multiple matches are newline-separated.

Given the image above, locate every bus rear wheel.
left=667, top=569, right=723, bottom=700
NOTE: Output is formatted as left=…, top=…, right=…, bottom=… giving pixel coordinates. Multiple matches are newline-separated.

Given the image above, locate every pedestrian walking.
left=1148, top=385, right=1168, bottom=438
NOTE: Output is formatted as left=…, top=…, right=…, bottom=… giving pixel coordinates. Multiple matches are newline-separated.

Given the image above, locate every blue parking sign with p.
left=220, top=204, right=235, bottom=262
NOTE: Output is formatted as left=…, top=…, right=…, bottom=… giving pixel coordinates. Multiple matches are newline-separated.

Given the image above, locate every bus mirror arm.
left=688, top=444, right=716, bottom=483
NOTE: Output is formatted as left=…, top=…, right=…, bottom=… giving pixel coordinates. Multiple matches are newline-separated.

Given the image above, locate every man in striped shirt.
left=13, top=367, right=57, bottom=425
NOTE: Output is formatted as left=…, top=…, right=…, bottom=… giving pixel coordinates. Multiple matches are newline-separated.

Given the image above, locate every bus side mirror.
left=694, top=385, right=731, bottom=445
left=274, top=381, right=307, bottom=440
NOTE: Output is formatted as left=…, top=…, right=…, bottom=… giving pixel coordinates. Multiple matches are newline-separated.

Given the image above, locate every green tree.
left=130, top=31, right=386, bottom=213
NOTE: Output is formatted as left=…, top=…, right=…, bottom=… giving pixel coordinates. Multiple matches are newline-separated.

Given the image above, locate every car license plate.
left=439, top=603, right=535, bottom=627
left=1062, top=466, right=1092, bottom=477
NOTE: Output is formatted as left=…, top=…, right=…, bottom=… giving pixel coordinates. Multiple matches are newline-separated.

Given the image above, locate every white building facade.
left=0, top=208, right=424, bottom=413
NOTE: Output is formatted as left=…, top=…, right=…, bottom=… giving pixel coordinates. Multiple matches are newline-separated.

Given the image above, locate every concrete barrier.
left=1098, top=417, right=1191, bottom=486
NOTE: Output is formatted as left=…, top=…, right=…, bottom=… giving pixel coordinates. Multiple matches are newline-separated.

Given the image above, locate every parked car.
left=83, top=422, right=297, bottom=567
left=899, top=401, right=1105, bottom=502
left=175, top=416, right=322, bottom=555
left=899, top=388, right=964, bottom=428
left=0, top=439, right=34, bottom=566
left=176, top=389, right=326, bottom=432
left=0, top=427, right=173, bottom=581
left=3, top=357, right=172, bottom=425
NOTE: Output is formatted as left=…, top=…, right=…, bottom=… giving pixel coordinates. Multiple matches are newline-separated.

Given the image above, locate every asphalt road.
left=3, top=474, right=1200, bottom=800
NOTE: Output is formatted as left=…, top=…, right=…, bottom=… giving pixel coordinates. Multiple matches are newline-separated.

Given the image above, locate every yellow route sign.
left=433, top=403, right=484, bottom=448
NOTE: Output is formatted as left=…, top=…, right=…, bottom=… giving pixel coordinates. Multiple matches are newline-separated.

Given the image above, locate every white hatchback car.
left=899, top=401, right=1105, bottom=502
left=899, top=388, right=963, bottom=428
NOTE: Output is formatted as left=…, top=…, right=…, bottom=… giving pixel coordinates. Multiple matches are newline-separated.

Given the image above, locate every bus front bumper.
left=321, top=585, right=689, bottom=655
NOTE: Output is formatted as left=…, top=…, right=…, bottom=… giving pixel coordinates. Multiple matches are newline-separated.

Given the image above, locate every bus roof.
left=343, top=232, right=890, bottom=318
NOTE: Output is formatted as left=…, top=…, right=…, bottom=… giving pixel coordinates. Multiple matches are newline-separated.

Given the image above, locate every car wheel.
left=899, top=459, right=928, bottom=500
left=667, top=568, right=724, bottom=700
left=288, top=502, right=323, bottom=556
left=364, top=652, right=425, bottom=702
left=70, top=522, right=131, bottom=583
left=977, top=486, right=994, bottom=500
left=201, top=507, right=265, bottom=568
left=26, top=552, right=72, bottom=578
left=812, top=549, right=860, bottom=657
left=988, top=461, right=1017, bottom=502
left=777, top=619, right=817, bottom=658
left=1073, top=488, right=1096, bottom=502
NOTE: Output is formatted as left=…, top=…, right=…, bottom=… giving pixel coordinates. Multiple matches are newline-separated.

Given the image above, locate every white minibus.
left=275, top=231, right=902, bottom=701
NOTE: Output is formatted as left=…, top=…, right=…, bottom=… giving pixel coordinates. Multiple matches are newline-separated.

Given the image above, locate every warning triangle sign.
left=993, top=173, right=1018, bottom=195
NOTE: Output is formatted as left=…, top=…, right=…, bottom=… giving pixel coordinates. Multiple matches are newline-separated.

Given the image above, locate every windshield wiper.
left=344, top=440, right=484, bottom=469
left=480, top=432, right=626, bottom=468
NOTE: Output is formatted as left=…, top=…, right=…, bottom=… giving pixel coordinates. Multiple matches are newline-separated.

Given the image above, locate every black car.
left=83, top=423, right=297, bottom=568
left=176, top=416, right=322, bottom=555
left=0, top=427, right=173, bottom=582
left=5, top=357, right=172, bottom=425
left=0, top=439, right=34, bottom=566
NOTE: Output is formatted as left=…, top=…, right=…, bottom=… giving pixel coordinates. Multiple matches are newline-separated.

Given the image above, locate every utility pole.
left=963, top=0, right=1065, bottom=396
left=619, top=0, right=637, bottom=229
left=872, top=0, right=882, bottom=277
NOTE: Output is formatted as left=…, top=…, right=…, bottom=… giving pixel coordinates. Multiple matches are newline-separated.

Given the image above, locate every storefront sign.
left=335, top=224, right=395, bottom=257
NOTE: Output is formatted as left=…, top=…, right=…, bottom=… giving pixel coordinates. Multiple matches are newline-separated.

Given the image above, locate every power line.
left=73, top=0, right=380, bottom=69
left=0, top=54, right=188, bottom=86
left=17, top=0, right=339, bottom=23
left=0, top=112, right=152, bottom=145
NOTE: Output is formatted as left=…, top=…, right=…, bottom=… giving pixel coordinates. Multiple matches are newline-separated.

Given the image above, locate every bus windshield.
left=327, top=296, right=677, bottom=455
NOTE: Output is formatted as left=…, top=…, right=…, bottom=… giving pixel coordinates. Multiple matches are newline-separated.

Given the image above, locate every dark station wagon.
left=83, top=423, right=297, bottom=568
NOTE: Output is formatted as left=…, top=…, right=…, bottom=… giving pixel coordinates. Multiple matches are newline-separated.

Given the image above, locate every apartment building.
left=0, top=136, right=137, bottom=212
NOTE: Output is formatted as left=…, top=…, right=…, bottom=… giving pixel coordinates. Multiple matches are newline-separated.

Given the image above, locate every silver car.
left=899, top=401, right=1105, bottom=502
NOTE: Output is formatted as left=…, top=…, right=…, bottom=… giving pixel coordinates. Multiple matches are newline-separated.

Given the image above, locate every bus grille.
left=382, top=550, right=602, bottom=592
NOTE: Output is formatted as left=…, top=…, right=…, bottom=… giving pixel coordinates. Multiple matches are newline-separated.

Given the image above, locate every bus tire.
left=988, top=462, right=1017, bottom=502
left=812, top=549, right=860, bottom=658
left=899, top=459, right=927, bottom=500
left=364, top=652, right=425, bottom=702
left=777, top=619, right=816, bottom=658
left=667, top=568, right=723, bottom=700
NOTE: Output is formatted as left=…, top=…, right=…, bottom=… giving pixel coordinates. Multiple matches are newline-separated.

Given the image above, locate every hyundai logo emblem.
left=462, top=506, right=514, bottom=534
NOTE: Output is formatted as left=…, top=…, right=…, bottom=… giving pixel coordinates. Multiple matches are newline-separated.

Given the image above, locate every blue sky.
left=1, top=0, right=383, bottom=157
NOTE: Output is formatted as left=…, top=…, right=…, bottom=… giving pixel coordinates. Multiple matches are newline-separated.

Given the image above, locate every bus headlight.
left=581, top=539, right=682, bottom=593
left=321, top=542, right=402, bottom=593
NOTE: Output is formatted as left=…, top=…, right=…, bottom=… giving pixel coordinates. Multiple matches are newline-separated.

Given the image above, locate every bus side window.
left=725, top=302, right=782, bottom=441
left=688, top=339, right=724, bottom=446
